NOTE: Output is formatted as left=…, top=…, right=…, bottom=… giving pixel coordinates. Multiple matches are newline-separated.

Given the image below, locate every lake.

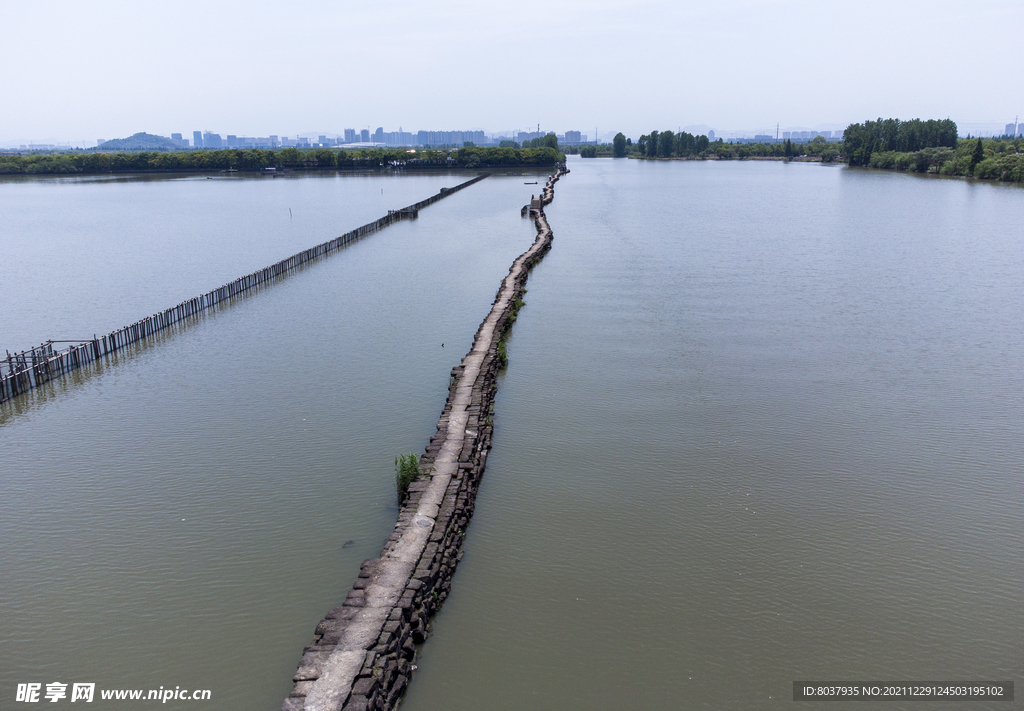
left=2, top=160, right=1021, bottom=709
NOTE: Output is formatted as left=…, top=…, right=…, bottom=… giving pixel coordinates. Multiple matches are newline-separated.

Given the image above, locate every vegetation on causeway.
left=495, top=292, right=526, bottom=370
left=394, top=453, right=420, bottom=502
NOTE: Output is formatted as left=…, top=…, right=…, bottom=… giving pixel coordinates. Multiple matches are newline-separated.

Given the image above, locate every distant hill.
left=97, top=133, right=181, bottom=151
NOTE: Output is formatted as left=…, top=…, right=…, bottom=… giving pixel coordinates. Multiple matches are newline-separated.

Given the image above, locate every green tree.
left=613, top=132, right=626, bottom=157
left=648, top=130, right=659, bottom=158
left=659, top=130, right=675, bottom=157
left=784, top=139, right=793, bottom=158
left=314, top=148, right=336, bottom=167
left=970, top=137, right=984, bottom=171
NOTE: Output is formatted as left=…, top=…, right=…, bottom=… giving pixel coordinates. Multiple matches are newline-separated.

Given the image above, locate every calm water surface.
left=2, top=161, right=1022, bottom=710
left=0, top=170, right=546, bottom=708
left=401, top=159, right=1024, bottom=710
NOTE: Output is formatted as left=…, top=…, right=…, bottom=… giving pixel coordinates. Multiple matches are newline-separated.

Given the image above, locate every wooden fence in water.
left=1, top=173, right=489, bottom=405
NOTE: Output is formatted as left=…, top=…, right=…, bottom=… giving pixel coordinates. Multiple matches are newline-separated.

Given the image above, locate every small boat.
left=524, top=181, right=537, bottom=184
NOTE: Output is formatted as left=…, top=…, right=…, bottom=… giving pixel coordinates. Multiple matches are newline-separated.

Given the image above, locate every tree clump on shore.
left=602, top=130, right=839, bottom=162
left=0, top=146, right=564, bottom=176
left=595, top=118, right=1023, bottom=183
left=843, top=118, right=1023, bottom=183
left=843, top=118, right=958, bottom=165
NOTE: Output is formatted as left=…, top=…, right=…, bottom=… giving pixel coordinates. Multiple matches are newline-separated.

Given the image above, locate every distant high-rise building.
left=360, top=129, right=370, bottom=142
left=344, top=129, right=356, bottom=143
left=415, top=130, right=486, bottom=147
left=171, top=133, right=182, bottom=140
left=203, top=132, right=223, bottom=148
left=1006, top=122, right=1018, bottom=137
left=564, top=130, right=582, bottom=144
left=193, top=131, right=203, bottom=148
left=226, top=135, right=238, bottom=147
left=708, top=130, right=715, bottom=140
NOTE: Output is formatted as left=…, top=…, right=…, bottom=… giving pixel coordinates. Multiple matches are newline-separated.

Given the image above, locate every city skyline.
left=3, top=0, right=1020, bottom=149
left=9, top=117, right=1021, bottom=153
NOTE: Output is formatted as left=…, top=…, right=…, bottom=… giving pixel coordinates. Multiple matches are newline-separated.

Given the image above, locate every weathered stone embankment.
left=282, top=166, right=568, bottom=711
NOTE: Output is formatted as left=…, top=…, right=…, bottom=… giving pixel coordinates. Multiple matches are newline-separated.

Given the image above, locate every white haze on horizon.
left=3, top=0, right=1021, bottom=145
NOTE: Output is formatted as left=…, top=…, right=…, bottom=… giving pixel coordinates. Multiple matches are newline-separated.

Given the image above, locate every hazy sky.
left=4, top=0, right=1021, bottom=144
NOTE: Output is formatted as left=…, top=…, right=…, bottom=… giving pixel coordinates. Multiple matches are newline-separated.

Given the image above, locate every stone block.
left=352, top=676, right=379, bottom=696
left=281, top=697, right=305, bottom=711
left=342, top=694, right=369, bottom=711
left=315, top=618, right=349, bottom=636
left=326, top=606, right=359, bottom=620
left=293, top=665, right=321, bottom=682
left=291, top=681, right=314, bottom=697
left=389, top=675, right=409, bottom=702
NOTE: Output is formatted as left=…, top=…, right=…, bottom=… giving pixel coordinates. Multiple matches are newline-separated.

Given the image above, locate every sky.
left=3, top=0, right=1021, bottom=145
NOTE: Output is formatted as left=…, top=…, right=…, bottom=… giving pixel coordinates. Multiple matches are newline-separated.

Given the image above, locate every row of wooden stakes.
left=1, top=173, right=490, bottom=405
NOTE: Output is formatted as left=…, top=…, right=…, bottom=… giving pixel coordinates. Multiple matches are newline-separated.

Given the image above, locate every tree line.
left=599, top=131, right=840, bottom=161
left=572, top=118, right=1024, bottom=183
left=634, top=130, right=712, bottom=158
left=842, top=117, right=1022, bottom=182
left=862, top=136, right=1024, bottom=183
left=842, top=118, right=958, bottom=166
left=0, top=146, right=563, bottom=175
